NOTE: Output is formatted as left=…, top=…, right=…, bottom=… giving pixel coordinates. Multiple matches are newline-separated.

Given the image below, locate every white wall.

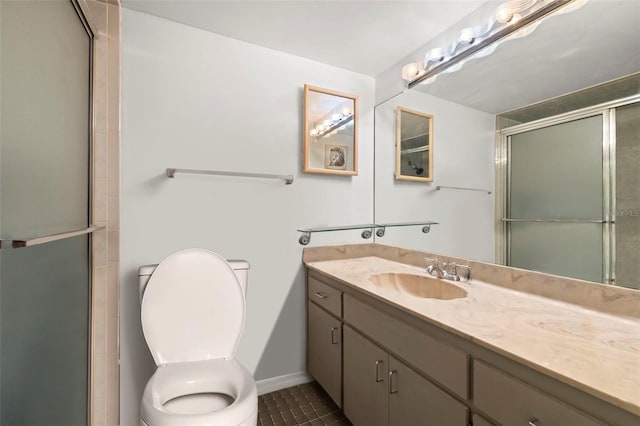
left=120, top=10, right=374, bottom=425
left=374, top=90, right=495, bottom=262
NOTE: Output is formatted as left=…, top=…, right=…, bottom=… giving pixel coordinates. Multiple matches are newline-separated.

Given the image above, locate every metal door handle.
left=528, top=418, right=539, bottom=426
left=330, top=327, right=339, bottom=344
left=314, top=292, right=327, bottom=299
left=389, top=370, right=398, bottom=394
left=375, top=360, right=384, bottom=382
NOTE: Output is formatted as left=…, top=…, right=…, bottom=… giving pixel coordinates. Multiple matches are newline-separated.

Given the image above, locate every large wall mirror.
left=304, top=84, right=358, bottom=175
left=373, top=0, right=640, bottom=289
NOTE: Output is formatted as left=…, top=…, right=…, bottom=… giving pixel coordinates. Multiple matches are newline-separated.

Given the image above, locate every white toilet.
left=138, top=248, right=258, bottom=426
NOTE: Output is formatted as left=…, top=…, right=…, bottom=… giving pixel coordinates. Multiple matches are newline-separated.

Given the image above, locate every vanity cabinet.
left=306, top=268, right=636, bottom=426
left=307, top=277, right=342, bottom=407
left=343, top=325, right=468, bottom=426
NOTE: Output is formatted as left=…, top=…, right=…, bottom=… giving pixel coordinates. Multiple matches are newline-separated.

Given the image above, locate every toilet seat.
left=141, top=358, right=257, bottom=426
left=141, top=249, right=245, bottom=364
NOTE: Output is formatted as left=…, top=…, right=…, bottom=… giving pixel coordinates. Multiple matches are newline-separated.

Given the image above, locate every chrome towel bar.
left=436, top=185, right=491, bottom=194
left=166, top=168, right=294, bottom=185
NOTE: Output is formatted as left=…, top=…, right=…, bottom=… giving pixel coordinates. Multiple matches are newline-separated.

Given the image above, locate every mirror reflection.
left=304, top=85, right=358, bottom=175
left=396, top=107, right=433, bottom=182
left=374, top=0, right=640, bottom=289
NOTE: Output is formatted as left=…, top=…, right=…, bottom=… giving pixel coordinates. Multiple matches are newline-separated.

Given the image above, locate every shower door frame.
left=495, top=94, right=640, bottom=285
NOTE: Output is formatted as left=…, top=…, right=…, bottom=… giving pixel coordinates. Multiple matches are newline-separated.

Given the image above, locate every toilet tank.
left=137, top=259, right=250, bottom=302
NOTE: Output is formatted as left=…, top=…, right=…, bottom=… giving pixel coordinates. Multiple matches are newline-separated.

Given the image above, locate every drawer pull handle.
left=330, top=327, right=339, bottom=344
left=528, top=418, right=539, bottom=426
left=389, top=370, right=398, bottom=394
left=314, top=292, right=327, bottom=299
left=375, top=360, right=384, bottom=382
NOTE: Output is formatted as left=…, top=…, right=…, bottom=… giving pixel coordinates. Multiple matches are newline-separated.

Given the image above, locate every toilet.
left=138, top=248, right=258, bottom=426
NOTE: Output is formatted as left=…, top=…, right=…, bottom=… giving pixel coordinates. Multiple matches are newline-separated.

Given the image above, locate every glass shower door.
left=507, top=115, right=606, bottom=282
left=0, top=0, right=92, bottom=424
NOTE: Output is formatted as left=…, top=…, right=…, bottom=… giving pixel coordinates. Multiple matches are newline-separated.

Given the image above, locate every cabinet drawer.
left=344, top=294, right=469, bottom=399
left=308, top=275, right=342, bottom=317
left=473, top=361, right=603, bottom=426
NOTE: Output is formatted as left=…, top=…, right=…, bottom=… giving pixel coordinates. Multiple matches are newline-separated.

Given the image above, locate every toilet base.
left=140, top=409, right=256, bottom=426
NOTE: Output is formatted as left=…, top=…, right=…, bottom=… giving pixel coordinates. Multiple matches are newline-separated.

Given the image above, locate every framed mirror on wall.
left=396, top=107, right=433, bottom=182
left=303, top=84, right=358, bottom=175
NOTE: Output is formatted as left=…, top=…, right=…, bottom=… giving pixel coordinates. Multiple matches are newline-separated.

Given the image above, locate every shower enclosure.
left=499, top=98, right=640, bottom=289
left=1, top=0, right=93, bottom=424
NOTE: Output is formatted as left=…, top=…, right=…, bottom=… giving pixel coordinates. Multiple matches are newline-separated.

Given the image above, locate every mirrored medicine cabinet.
left=303, top=84, right=358, bottom=176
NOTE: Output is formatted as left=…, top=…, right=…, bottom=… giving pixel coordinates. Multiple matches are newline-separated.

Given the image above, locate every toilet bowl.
left=138, top=249, right=258, bottom=426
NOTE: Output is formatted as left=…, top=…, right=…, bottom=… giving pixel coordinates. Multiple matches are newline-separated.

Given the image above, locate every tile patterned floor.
left=258, top=381, right=352, bottom=426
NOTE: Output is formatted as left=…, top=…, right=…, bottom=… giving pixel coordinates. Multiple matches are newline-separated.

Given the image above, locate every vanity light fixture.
left=402, top=0, right=586, bottom=87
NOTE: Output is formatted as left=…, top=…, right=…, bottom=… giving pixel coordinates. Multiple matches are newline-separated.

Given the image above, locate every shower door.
left=0, top=1, right=93, bottom=424
left=501, top=98, right=640, bottom=288
left=506, top=114, right=606, bottom=283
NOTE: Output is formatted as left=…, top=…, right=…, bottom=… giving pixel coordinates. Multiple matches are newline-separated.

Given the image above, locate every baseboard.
left=256, top=371, right=314, bottom=395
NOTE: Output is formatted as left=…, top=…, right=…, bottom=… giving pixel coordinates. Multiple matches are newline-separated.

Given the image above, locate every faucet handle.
left=455, top=264, right=471, bottom=281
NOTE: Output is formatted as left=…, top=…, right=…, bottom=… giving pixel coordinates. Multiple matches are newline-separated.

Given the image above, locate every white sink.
left=369, top=273, right=467, bottom=300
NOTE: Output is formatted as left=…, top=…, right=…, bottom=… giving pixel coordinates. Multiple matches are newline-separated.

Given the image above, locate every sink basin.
left=369, top=273, right=467, bottom=300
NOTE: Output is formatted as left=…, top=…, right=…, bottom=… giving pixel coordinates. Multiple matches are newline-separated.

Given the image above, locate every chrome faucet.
left=425, top=257, right=444, bottom=278
left=425, top=257, right=471, bottom=282
left=442, top=262, right=460, bottom=281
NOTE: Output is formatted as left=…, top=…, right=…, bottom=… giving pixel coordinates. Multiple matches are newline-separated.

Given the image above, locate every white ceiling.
left=121, top=0, right=487, bottom=77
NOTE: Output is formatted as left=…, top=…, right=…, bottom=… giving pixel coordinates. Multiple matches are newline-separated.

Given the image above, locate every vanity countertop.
left=305, top=256, right=640, bottom=417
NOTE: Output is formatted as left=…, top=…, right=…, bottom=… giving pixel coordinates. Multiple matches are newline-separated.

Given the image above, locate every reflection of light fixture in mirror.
left=310, top=111, right=354, bottom=139
left=402, top=0, right=586, bottom=88
left=408, top=160, right=424, bottom=176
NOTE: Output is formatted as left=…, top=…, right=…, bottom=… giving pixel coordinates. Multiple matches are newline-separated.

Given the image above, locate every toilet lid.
left=141, top=249, right=245, bottom=365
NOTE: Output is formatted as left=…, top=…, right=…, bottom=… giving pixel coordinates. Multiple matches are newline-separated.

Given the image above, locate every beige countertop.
left=305, top=256, right=640, bottom=417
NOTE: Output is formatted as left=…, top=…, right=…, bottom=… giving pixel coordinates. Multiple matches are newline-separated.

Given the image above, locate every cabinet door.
left=389, top=356, right=469, bottom=426
left=343, top=325, right=388, bottom=426
left=308, top=302, right=342, bottom=406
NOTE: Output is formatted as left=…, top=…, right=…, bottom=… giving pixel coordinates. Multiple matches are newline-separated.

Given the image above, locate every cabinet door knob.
left=330, top=327, right=339, bottom=344
left=388, top=370, right=398, bottom=394
left=314, top=292, right=327, bottom=299
left=528, top=418, right=539, bottom=426
left=375, top=360, right=384, bottom=382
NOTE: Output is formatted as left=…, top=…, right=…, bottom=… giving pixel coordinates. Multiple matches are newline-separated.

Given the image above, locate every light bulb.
left=495, top=7, right=514, bottom=23
left=425, top=48, right=446, bottom=68
left=310, top=129, right=318, bottom=136
left=401, top=62, right=422, bottom=81
left=332, top=114, right=341, bottom=122
left=342, top=107, right=352, bottom=116
left=459, top=28, right=476, bottom=44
